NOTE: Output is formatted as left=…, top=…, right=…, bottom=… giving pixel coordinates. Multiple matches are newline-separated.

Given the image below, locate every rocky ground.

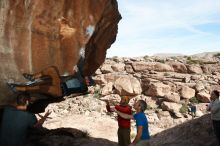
left=30, top=52, right=220, bottom=146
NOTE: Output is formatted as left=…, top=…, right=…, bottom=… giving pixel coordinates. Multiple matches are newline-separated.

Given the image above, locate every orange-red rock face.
left=0, top=0, right=121, bottom=100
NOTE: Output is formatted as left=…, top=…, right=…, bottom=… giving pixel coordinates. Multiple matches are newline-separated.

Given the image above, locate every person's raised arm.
left=34, top=110, right=51, bottom=127
left=101, top=99, right=116, bottom=112
left=115, top=109, right=133, bottom=119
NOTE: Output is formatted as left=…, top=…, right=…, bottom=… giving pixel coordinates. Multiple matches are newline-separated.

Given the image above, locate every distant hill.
left=191, top=51, right=220, bottom=58
left=152, top=53, right=184, bottom=57
left=152, top=52, right=220, bottom=60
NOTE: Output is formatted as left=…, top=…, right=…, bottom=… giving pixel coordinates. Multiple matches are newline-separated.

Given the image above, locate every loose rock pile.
left=40, top=53, right=220, bottom=145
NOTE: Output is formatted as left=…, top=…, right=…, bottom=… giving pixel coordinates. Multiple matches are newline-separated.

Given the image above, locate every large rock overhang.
left=0, top=0, right=121, bottom=101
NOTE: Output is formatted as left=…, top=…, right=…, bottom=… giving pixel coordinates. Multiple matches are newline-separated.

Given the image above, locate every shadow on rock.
left=150, top=114, right=218, bottom=146
left=27, top=127, right=117, bottom=146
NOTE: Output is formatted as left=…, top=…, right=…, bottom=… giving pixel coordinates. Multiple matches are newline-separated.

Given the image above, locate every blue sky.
left=107, top=0, right=220, bottom=57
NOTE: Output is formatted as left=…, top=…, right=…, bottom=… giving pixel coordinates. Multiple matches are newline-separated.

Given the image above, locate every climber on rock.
left=7, top=65, right=92, bottom=98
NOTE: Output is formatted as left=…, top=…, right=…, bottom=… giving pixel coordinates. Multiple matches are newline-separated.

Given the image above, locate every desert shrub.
left=170, top=56, right=177, bottom=60
left=155, top=59, right=165, bottom=63
left=186, top=57, right=203, bottom=65
left=112, top=56, right=118, bottom=59
left=189, top=96, right=199, bottom=104
left=112, top=56, right=120, bottom=62
left=186, top=59, right=204, bottom=65
left=143, top=55, right=149, bottom=60
left=179, top=103, right=188, bottom=114
left=93, top=88, right=101, bottom=99
left=187, top=56, right=192, bottom=60
left=163, top=72, right=170, bottom=76
left=214, top=53, right=220, bottom=58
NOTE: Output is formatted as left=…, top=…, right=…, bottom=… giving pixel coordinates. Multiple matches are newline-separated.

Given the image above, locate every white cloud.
left=108, top=0, right=220, bottom=57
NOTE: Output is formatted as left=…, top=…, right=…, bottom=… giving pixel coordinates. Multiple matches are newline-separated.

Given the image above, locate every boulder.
left=196, top=110, right=204, bottom=117
left=161, top=101, right=182, bottom=114
left=187, top=65, right=203, bottom=74
left=191, top=74, right=204, bottom=80
left=93, top=74, right=106, bottom=85
left=95, top=68, right=102, bottom=75
left=164, top=92, right=181, bottom=103
left=157, top=110, right=171, bottom=119
left=114, top=76, right=142, bottom=96
left=154, top=62, right=174, bottom=72
left=131, top=62, right=154, bottom=72
left=197, top=91, right=210, bottom=103
left=168, top=62, right=187, bottom=73
left=103, top=73, right=125, bottom=83
left=131, top=62, right=173, bottom=72
left=195, top=82, right=205, bottom=92
left=101, top=82, right=113, bottom=96
left=125, top=65, right=134, bottom=73
left=180, top=86, right=195, bottom=99
left=100, top=64, right=113, bottom=74
left=0, top=0, right=121, bottom=100
left=145, top=82, right=171, bottom=97
left=111, top=63, right=125, bottom=72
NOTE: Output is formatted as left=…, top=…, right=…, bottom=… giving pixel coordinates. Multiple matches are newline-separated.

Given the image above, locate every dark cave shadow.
left=27, top=127, right=117, bottom=146
left=0, top=107, right=117, bottom=146
left=1, top=106, right=218, bottom=146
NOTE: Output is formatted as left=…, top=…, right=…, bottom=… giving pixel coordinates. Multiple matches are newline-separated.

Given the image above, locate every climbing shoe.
left=22, top=73, right=34, bottom=81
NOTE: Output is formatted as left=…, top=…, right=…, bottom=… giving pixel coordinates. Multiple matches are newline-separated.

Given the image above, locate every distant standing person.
left=106, top=96, right=132, bottom=146
left=189, top=103, right=196, bottom=119
left=115, top=100, right=150, bottom=146
left=207, top=90, right=220, bottom=145
left=0, top=93, right=51, bottom=146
